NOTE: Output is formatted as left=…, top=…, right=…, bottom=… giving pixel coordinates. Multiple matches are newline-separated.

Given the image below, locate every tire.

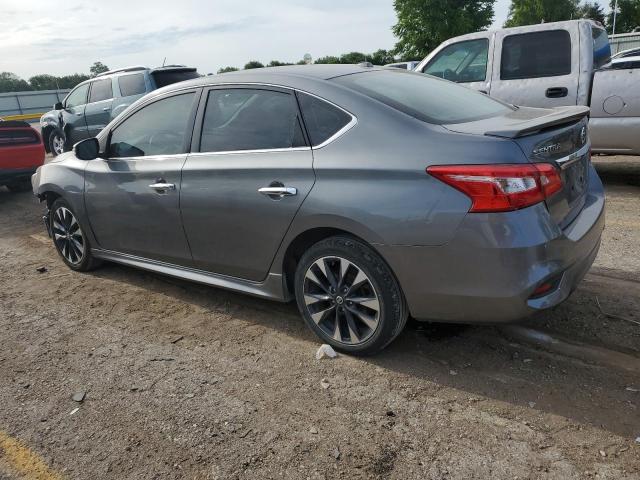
left=49, top=198, right=101, bottom=271
left=294, top=236, right=407, bottom=355
left=49, top=129, right=66, bottom=157
left=6, top=179, right=32, bottom=192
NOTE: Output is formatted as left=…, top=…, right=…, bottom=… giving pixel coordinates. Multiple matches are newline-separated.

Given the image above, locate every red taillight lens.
left=427, top=164, right=562, bottom=213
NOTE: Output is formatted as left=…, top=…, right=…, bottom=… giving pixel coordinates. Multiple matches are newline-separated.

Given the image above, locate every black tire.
left=49, top=198, right=101, bottom=271
left=6, top=179, right=32, bottom=192
left=294, top=236, right=407, bottom=355
left=48, top=128, right=66, bottom=157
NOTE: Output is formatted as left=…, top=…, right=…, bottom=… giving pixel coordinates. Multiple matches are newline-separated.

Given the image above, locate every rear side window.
left=297, top=93, right=352, bottom=146
left=89, top=79, right=113, bottom=103
left=332, top=70, right=511, bottom=125
left=501, top=30, right=571, bottom=80
left=200, top=89, right=306, bottom=152
left=118, top=73, right=146, bottom=97
left=592, top=27, right=611, bottom=68
left=109, top=93, right=195, bottom=158
left=151, top=70, right=200, bottom=88
left=423, top=39, right=489, bottom=83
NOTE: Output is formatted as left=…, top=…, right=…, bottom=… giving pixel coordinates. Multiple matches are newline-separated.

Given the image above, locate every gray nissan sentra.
left=32, top=64, right=605, bottom=355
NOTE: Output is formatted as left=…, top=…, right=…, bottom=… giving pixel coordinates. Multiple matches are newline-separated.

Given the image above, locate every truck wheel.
left=49, top=129, right=66, bottom=156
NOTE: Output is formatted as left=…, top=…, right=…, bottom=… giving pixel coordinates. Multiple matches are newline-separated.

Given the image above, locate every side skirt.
left=91, top=249, right=291, bottom=302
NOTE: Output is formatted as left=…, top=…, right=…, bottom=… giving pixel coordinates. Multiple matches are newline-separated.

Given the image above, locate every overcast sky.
left=0, top=0, right=610, bottom=79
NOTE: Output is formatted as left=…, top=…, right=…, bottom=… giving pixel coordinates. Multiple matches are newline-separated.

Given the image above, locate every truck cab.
left=415, top=20, right=640, bottom=155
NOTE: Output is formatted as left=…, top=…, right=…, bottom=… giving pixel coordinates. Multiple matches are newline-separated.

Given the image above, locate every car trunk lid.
left=443, top=106, right=591, bottom=228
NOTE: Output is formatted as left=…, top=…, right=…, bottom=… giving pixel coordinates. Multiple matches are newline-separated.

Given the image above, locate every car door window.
left=423, top=39, right=489, bottom=83
left=65, top=84, right=89, bottom=108
left=501, top=30, right=571, bottom=80
left=109, top=92, right=195, bottom=158
left=297, top=92, right=352, bottom=146
left=200, top=89, right=306, bottom=152
left=89, top=79, right=113, bottom=103
left=118, top=73, right=146, bottom=97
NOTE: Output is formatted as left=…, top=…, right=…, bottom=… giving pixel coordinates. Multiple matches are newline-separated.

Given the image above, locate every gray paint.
left=32, top=65, right=605, bottom=324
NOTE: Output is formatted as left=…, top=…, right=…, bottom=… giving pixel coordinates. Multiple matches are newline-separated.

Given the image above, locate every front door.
left=181, top=86, right=315, bottom=281
left=61, top=83, right=90, bottom=145
left=84, top=78, right=114, bottom=137
left=84, top=90, right=199, bottom=266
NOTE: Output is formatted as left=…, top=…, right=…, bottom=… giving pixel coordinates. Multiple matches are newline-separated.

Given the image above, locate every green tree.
left=339, top=51, right=368, bottom=63
left=244, top=60, right=264, bottom=69
left=314, top=55, right=341, bottom=64
left=56, top=74, right=90, bottom=89
left=217, top=66, right=239, bottom=74
left=577, top=1, right=606, bottom=24
left=28, top=74, right=60, bottom=90
left=607, top=0, right=640, bottom=33
left=369, top=49, right=396, bottom=65
left=296, top=59, right=308, bottom=65
left=504, top=0, right=579, bottom=27
left=89, top=61, right=109, bottom=77
left=267, top=60, right=293, bottom=67
left=0, top=72, right=31, bottom=93
left=393, top=0, right=495, bottom=59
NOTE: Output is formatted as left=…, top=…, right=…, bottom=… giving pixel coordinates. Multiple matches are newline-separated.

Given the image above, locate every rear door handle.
left=546, top=87, right=568, bottom=98
left=258, top=186, right=297, bottom=198
left=149, top=182, right=176, bottom=191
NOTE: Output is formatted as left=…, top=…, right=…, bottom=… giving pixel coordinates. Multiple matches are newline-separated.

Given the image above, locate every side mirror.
left=73, top=138, right=100, bottom=161
left=54, top=102, right=63, bottom=110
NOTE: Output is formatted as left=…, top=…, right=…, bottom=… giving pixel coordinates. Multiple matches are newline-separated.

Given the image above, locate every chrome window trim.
left=105, top=153, right=189, bottom=161
left=555, top=142, right=590, bottom=170
left=189, top=146, right=311, bottom=157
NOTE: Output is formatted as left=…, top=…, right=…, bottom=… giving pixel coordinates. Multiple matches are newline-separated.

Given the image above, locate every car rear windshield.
left=151, top=70, right=200, bottom=88
left=332, top=70, right=511, bottom=124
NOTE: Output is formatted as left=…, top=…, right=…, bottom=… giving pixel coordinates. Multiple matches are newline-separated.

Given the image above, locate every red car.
left=0, top=120, right=45, bottom=192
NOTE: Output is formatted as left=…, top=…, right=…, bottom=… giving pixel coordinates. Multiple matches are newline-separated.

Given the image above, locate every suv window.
left=109, top=93, right=195, bottom=158
left=89, top=78, right=113, bottom=103
left=118, top=73, right=147, bottom=97
left=332, top=70, right=511, bottom=125
left=501, top=30, right=571, bottom=80
left=424, top=39, right=489, bottom=83
left=65, top=84, right=89, bottom=108
left=200, top=89, right=306, bottom=152
left=298, top=93, right=352, bottom=146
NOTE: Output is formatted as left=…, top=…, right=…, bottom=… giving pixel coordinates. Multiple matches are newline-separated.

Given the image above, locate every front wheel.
left=49, top=129, right=66, bottom=156
left=49, top=198, right=101, bottom=271
left=294, top=236, right=407, bottom=355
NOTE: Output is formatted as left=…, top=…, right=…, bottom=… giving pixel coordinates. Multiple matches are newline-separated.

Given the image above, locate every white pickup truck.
left=415, top=20, right=639, bottom=155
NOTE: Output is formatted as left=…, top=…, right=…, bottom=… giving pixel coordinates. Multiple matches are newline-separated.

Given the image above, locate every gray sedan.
left=32, top=65, right=605, bottom=355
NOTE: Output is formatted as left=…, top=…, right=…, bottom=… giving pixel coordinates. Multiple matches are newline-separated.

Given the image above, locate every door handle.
left=149, top=182, right=176, bottom=191
left=546, top=87, right=568, bottom=98
left=102, top=107, right=110, bottom=112
left=258, top=186, right=297, bottom=198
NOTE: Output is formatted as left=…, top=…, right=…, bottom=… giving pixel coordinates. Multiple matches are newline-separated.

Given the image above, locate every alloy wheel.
left=52, top=134, right=65, bottom=155
left=52, top=207, right=85, bottom=264
left=303, top=256, right=381, bottom=345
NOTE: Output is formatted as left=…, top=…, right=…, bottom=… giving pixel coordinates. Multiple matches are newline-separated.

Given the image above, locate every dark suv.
left=40, top=65, right=199, bottom=156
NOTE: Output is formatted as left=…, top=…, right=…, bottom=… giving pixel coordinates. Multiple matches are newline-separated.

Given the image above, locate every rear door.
left=490, top=28, right=579, bottom=107
left=84, top=78, right=114, bottom=137
left=180, top=86, right=314, bottom=281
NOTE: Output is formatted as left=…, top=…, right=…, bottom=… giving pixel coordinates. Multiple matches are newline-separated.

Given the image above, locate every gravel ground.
left=0, top=156, right=638, bottom=479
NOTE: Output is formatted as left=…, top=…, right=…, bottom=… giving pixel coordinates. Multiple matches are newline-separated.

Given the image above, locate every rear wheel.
left=294, top=236, right=407, bottom=355
left=49, top=129, right=65, bottom=156
left=49, top=198, right=101, bottom=271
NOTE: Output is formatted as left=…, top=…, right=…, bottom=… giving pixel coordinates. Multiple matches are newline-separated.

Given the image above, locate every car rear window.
left=118, top=73, right=147, bottom=97
left=151, top=70, right=200, bottom=88
left=501, top=30, right=572, bottom=80
left=298, top=92, right=352, bottom=146
left=0, top=128, right=39, bottom=146
left=332, top=70, right=511, bottom=125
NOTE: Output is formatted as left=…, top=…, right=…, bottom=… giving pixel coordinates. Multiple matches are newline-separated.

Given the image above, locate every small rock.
left=599, top=450, right=606, bottom=457
left=320, top=378, right=330, bottom=389
left=449, top=370, right=458, bottom=376
left=72, top=392, right=86, bottom=403
left=310, top=427, right=318, bottom=434
left=36, top=266, right=47, bottom=273
left=129, top=387, right=140, bottom=392
left=185, top=393, right=195, bottom=399
left=170, top=335, right=184, bottom=344
left=69, top=408, right=80, bottom=416
left=635, top=437, right=640, bottom=444
left=528, top=402, right=536, bottom=408
left=523, top=358, right=533, bottom=363
left=332, top=447, right=341, bottom=460
left=315, top=344, right=337, bottom=360
left=386, top=410, right=396, bottom=417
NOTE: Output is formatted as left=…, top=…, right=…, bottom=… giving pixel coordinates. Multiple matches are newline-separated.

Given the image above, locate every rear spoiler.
left=484, top=106, right=590, bottom=139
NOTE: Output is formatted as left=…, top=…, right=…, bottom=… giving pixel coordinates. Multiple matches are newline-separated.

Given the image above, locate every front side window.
left=501, top=30, right=572, bottom=80
left=109, top=93, right=195, bottom=158
left=89, top=78, right=113, bottom=103
left=118, top=73, right=147, bottom=97
left=200, top=89, right=306, bottom=152
left=65, top=84, right=89, bottom=108
left=424, top=39, right=489, bottom=83
left=333, top=70, right=511, bottom=125
left=297, top=92, right=352, bottom=146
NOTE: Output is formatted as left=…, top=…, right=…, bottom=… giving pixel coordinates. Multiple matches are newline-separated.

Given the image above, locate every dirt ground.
left=0, top=156, right=638, bottom=480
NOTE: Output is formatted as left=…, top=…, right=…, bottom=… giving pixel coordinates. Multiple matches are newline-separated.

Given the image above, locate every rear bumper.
left=378, top=164, right=605, bottom=324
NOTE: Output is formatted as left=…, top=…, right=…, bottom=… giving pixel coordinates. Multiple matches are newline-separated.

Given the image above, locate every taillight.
left=427, top=164, right=562, bottom=213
